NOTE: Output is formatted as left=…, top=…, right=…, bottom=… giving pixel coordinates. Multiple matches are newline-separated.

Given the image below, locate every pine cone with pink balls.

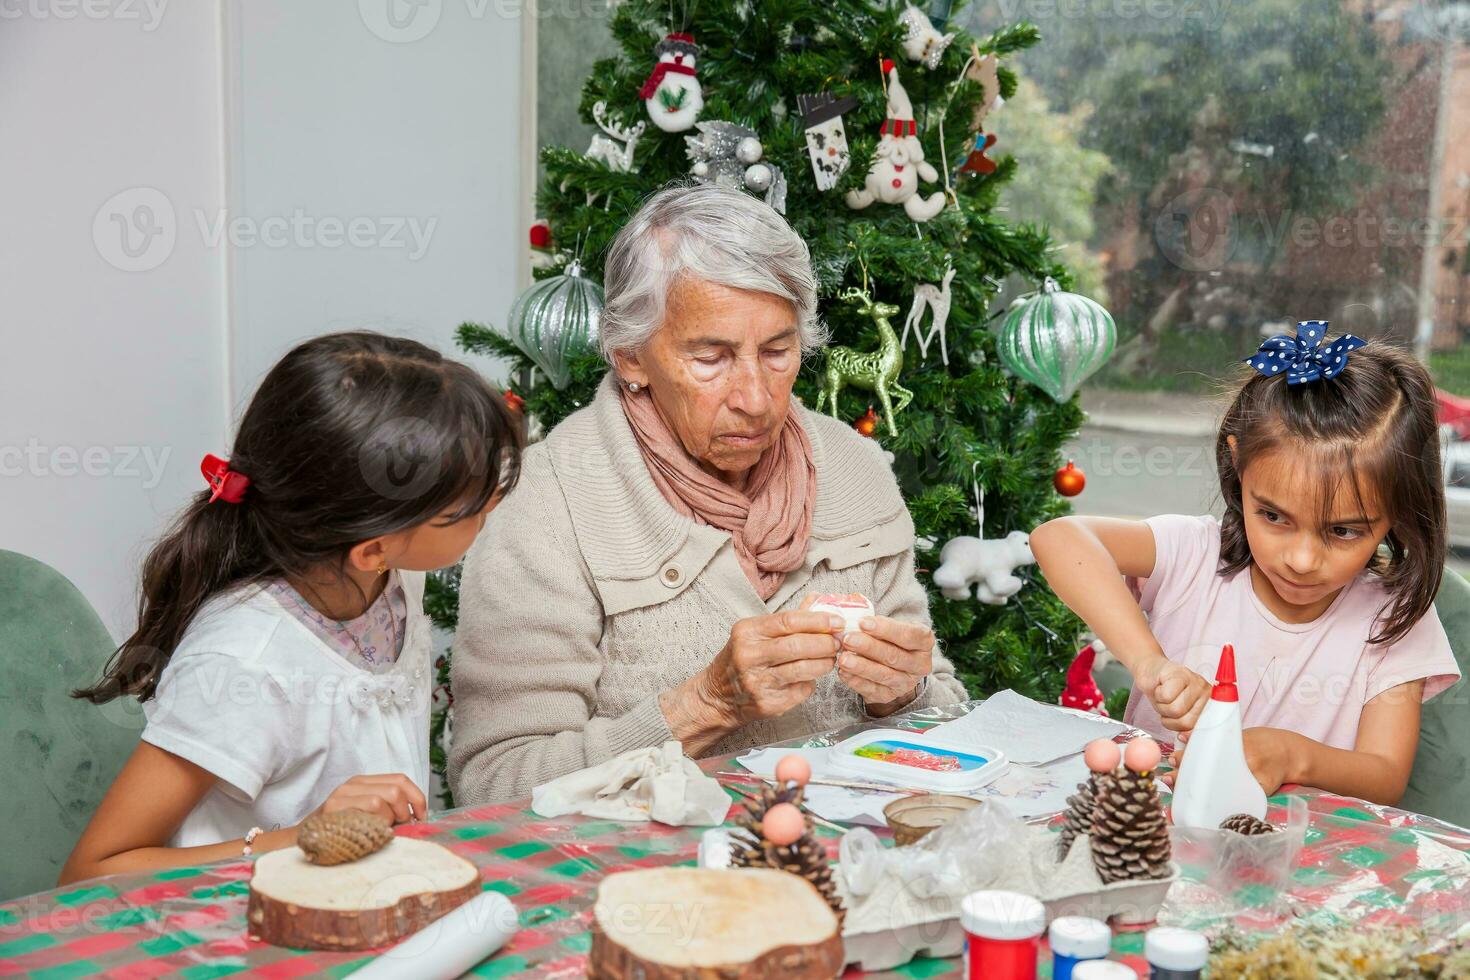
left=1088, top=737, right=1172, bottom=884
left=729, top=766, right=842, bottom=926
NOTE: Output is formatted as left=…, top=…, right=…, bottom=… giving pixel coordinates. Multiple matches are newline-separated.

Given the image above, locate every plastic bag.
left=1163, top=796, right=1309, bottom=927
left=838, top=796, right=1031, bottom=901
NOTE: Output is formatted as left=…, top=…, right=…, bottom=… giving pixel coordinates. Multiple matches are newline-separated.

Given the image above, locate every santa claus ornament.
left=639, top=32, right=703, bottom=133
left=845, top=60, right=947, bottom=223
left=1061, top=640, right=1109, bottom=716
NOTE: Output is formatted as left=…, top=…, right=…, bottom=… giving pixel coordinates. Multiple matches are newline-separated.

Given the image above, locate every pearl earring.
left=628, top=381, right=642, bottom=392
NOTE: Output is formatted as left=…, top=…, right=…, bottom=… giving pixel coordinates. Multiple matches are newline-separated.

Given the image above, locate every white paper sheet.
left=733, top=744, right=1092, bottom=825
left=732, top=691, right=1133, bottom=827
left=927, top=689, right=1127, bottom=765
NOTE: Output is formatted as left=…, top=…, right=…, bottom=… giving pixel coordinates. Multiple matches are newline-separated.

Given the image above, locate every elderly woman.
left=449, top=184, right=967, bottom=804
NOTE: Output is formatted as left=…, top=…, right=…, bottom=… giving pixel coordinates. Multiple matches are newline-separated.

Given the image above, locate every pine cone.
left=730, top=784, right=843, bottom=927
left=1089, top=767, right=1172, bottom=884
left=297, top=809, right=394, bottom=866
left=1220, top=813, right=1278, bottom=836
left=1057, top=772, right=1102, bottom=861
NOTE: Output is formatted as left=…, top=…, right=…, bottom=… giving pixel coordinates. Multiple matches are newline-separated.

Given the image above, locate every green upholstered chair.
left=0, top=551, right=143, bottom=901
left=1401, top=570, right=1470, bottom=828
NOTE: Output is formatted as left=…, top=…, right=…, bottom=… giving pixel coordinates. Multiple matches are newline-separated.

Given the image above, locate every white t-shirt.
left=141, top=571, right=432, bottom=847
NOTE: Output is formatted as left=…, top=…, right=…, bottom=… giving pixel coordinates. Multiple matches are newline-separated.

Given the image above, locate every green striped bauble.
left=997, top=277, right=1116, bottom=402
left=505, top=259, right=603, bottom=389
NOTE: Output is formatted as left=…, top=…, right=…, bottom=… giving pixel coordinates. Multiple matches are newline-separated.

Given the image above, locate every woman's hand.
left=836, top=616, right=934, bottom=716
left=1162, top=727, right=1294, bottom=797
left=311, top=774, right=427, bottom=825
left=1136, top=655, right=1211, bottom=732
left=662, top=609, right=842, bottom=753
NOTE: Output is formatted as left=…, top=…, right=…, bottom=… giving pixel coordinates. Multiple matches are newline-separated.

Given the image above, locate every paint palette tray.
left=827, top=729, right=1008, bottom=794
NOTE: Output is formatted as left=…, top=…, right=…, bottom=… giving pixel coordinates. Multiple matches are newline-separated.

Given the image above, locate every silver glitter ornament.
left=997, top=277, right=1116, bottom=402
left=685, top=120, right=789, bottom=213
left=504, top=259, right=603, bottom=390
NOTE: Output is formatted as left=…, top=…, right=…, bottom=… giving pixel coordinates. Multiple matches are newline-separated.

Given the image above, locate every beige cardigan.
left=448, top=373, right=968, bottom=804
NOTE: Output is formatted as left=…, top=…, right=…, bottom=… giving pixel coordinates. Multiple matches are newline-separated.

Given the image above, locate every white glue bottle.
left=1169, top=643, right=1268, bottom=829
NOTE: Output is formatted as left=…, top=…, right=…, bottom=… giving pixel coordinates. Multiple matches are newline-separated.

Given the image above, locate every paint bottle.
left=959, top=890, right=1045, bottom=980
left=1145, top=926, right=1208, bottom=980
left=1169, top=643, right=1268, bottom=829
left=1073, top=962, right=1139, bottom=980
left=1049, top=916, right=1111, bottom=980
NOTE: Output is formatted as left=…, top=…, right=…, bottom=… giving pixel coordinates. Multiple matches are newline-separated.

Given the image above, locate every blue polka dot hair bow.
left=1244, top=320, right=1366, bottom=385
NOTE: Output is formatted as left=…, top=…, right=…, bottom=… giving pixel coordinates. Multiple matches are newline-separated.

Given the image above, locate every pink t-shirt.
left=1123, top=514, right=1461, bottom=750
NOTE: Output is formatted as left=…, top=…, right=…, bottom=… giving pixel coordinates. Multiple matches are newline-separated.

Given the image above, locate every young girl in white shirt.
left=60, top=332, right=522, bottom=883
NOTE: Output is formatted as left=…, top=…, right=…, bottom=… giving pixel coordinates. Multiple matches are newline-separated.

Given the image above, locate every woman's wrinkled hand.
left=692, top=609, right=843, bottom=728
left=835, top=615, right=934, bottom=716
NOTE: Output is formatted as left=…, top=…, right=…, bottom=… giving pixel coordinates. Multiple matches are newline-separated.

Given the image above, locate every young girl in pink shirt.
left=1033, top=322, right=1461, bottom=805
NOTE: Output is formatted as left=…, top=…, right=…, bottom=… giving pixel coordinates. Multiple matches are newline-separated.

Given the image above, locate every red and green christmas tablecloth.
left=4, top=701, right=1470, bottom=979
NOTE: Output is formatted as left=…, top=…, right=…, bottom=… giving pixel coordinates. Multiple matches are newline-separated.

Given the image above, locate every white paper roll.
left=348, top=890, right=519, bottom=980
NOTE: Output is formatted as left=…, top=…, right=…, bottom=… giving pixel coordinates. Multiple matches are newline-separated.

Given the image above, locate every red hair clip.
left=201, top=454, right=250, bottom=504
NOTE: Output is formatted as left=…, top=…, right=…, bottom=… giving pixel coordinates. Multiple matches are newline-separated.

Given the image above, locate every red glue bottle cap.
left=1212, top=644, right=1239, bottom=703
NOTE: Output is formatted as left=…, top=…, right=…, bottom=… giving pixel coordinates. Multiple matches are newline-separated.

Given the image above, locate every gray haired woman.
left=449, top=184, right=967, bottom=804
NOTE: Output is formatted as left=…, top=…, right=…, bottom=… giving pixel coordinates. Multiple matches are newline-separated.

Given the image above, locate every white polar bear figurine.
left=932, top=530, right=1035, bottom=605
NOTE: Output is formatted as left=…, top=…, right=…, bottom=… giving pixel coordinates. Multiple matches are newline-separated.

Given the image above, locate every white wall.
left=0, top=3, right=230, bottom=637
left=0, top=0, right=528, bottom=638
left=225, top=0, right=528, bottom=397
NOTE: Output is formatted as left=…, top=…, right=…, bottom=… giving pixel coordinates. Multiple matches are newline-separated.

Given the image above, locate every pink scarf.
left=619, top=385, right=816, bottom=601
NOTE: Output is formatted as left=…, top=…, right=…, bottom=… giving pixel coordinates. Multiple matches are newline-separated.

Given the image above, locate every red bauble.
left=854, top=406, right=880, bottom=438
left=1054, top=460, right=1086, bottom=497
left=503, top=390, right=525, bottom=414
left=529, top=221, right=552, bottom=249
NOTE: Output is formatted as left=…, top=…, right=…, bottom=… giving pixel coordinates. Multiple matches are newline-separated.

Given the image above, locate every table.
left=4, top=701, right=1470, bottom=978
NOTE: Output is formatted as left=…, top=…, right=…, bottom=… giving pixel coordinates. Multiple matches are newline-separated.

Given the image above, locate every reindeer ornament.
left=814, top=287, right=913, bottom=439
left=902, top=260, right=956, bottom=365
left=568, top=101, right=645, bottom=208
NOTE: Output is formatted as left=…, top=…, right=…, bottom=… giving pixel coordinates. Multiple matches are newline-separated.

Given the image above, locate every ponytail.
left=73, top=494, right=270, bottom=703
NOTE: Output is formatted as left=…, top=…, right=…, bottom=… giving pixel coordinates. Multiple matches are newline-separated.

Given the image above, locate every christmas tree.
left=430, top=0, right=1098, bottom=805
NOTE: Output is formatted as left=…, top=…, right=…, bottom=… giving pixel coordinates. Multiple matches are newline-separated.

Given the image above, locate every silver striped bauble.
left=505, top=259, right=603, bottom=389
left=997, top=277, right=1116, bottom=402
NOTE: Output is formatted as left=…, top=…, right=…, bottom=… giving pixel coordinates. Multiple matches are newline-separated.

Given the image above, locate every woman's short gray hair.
left=599, top=183, right=827, bottom=362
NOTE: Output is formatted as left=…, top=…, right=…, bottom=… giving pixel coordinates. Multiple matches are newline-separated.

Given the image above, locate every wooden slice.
left=589, top=867, right=843, bottom=980
left=247, top=837, right=480, bottom=950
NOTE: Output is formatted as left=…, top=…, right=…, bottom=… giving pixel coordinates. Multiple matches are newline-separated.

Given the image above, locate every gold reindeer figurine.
left=814, top=287, right=913, bottom=438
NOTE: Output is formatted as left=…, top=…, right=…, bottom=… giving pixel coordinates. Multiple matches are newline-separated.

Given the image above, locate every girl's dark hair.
left=74, top=331, right=523, bottom=703
left=1217, top=339, right=1444, bottom=646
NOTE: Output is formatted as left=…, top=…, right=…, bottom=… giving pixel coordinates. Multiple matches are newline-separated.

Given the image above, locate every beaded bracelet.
left=242, top=826, right=265, bottom=857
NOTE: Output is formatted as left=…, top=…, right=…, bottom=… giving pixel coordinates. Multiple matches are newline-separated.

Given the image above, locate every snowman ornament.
left=845, top=60, right=947, bottom=223
left=639, top=32, right=704, bottom=133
